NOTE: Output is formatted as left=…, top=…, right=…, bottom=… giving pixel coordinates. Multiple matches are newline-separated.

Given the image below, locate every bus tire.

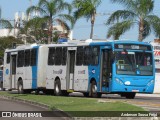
left=125, top=93, right=136, bottom=99
left=0, top=82, right=3, bottom=91
left=18, top=81, right=24, bottom=94
left=54, top=80, right=61, bottom=96
left=90, top=81, right=102, bottom=98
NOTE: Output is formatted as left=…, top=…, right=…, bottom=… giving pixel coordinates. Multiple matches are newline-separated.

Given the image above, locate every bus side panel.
left=46, top=66, right=54, bottom=89
left=23, top=66, right=32, bottom=89
left=74, top=66, right=88, bottom=91
left=3, top=53, right=10, bottom=89
left=32, top=66, right=37, bottom=89
left=46, top=66, right=66, bottom=90
left=31, top=47, right=39, bottom=89
left=37, top=46, right=47, bottom=88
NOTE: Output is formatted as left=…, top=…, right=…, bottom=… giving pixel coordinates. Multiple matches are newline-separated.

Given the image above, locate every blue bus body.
left=88, top=41, right=155, bottom=95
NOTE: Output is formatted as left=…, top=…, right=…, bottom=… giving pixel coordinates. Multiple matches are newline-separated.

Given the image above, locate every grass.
left=0, top=91, right=146, bottom=117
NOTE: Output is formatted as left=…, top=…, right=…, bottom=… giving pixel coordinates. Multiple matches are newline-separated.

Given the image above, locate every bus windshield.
left=115, top=51, right=153, bottom=76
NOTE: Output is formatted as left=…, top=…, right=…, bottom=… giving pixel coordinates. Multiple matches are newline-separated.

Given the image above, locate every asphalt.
left=136, top=93, right=160, bottom=97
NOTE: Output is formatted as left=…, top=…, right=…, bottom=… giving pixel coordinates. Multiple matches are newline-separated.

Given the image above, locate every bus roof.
left=5, top=39, right=151, bottom=52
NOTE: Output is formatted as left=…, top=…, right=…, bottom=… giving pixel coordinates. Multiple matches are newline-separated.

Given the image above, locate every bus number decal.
left=53, top=69, right=63, bottom=74
left=78, top=70, right=85, bottom=74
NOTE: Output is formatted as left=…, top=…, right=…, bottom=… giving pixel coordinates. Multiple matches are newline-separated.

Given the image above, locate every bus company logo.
left=5, top=69, right=9, bottom=75
left=53, top=69, right=62, bottom=74
left=78, top=70, right=85, bottom=74
left=92, top=69, right=96, bottom=74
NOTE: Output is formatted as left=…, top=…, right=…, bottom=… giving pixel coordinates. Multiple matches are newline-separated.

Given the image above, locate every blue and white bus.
left=3, top=40, right=155, bottom=99
left=3, top=44, right=48, bottom=93
left=45, top=40, right=155, bottom=99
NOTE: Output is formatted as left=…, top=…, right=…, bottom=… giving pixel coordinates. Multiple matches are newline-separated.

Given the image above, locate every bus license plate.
left=132, top=90, right=139, bottom=92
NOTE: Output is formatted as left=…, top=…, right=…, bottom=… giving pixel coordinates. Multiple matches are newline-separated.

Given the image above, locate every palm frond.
left=145, top=15, right=160, bottom=24
left=0, top=19, right=12, bottom=29
left=59, top=2, right=72, bottom=14
left=134, top=0, right=154, bottom=17
left=26, top=6, right=46, bottom=16
left=110, top=0, right=134, bottom=8
left=107, top=20, right=134, bottom=39
left=106, top=10, right=136, bottom=24
left=38, top=0, right=48, bottom=7
left=141, top=20, right=151, bottom=39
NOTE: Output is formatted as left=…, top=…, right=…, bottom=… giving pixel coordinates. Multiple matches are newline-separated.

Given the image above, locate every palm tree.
left=73, top=0, right=102, bottom=39
left=106, top=0, right=160, bottom=41
left=26, top=0, right=74, bottom=44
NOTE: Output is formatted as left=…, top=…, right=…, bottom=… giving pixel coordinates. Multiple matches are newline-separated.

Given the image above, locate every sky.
left=0, top=0, right=160, bottom=42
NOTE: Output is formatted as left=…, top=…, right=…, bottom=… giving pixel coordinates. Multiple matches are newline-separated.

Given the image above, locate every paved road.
left=0, top=98, right=68, bottom=120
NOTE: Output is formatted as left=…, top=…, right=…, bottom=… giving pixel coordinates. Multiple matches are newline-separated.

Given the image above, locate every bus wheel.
left=125, top=93, right=136, bottom=99
left=0, top=82, right=3, bottom=91
left=18, top=81, right=24, bottom=94
left=90, top=81, right=102, bottom=98
left=54, top=80, right=61, bottom=96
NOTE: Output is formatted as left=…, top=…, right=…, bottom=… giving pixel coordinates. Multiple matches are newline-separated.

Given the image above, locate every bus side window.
left=91, top=46, right=99, bottom=65
left=31, top=49, right=37, bottom=66
left=55, top=47, right=62, bottom=65
left=48, top=47, right=55, bottom=65
left=17, top=50, right=24, bottom=67
left=25, top=50, right=30, bottom=66
left=62, top=47, right=67, bottom=65
left=84, top=46, right=91, bottom=65
left=76, top=47, right=84, bottom=66
left=7, top=52, right=10, bottom=64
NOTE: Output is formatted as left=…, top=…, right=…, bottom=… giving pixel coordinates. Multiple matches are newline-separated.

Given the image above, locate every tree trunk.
left=90, top=22, right=94, bottom=39
left=138, top=18, right=144, bottom=42
left=48, top=18, right=52, bottom=44
left=90, top=13, right=96, bottom=39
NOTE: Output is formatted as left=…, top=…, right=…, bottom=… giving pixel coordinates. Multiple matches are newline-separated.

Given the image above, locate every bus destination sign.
left=115, top=44, right=151, bottom=51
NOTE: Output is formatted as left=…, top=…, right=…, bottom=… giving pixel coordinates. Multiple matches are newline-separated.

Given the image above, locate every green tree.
left=26, top=0, right=74, bottom=44
left=19, top=17, right=48, bottom=43
left=0, top=36, right=24, bottom=64
left=106, top=0, right=160, bottom=41
left=73, top=0, right=102, bottom=39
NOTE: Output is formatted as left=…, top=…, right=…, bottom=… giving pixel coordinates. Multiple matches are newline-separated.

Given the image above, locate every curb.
left=0, top=95, right=71, bottom=117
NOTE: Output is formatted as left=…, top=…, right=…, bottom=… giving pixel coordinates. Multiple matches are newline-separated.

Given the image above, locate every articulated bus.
left=3, top=40, right=155, bottom=99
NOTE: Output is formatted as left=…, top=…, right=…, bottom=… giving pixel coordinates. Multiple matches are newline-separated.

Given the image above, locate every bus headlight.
left=115, top=78, right=123, bottom=85
left=147, top=80, right=154, bottom=86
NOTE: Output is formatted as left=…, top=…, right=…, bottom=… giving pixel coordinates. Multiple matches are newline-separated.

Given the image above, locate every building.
left=150, top=39, right=160, bottom=93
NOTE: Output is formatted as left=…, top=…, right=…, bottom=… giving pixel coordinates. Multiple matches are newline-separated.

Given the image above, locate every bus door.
left=66, top=47, right=76, bottom=90
left=100, top=48, right=112, bottom=92
left=10, top=53, right=17, bottom=89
